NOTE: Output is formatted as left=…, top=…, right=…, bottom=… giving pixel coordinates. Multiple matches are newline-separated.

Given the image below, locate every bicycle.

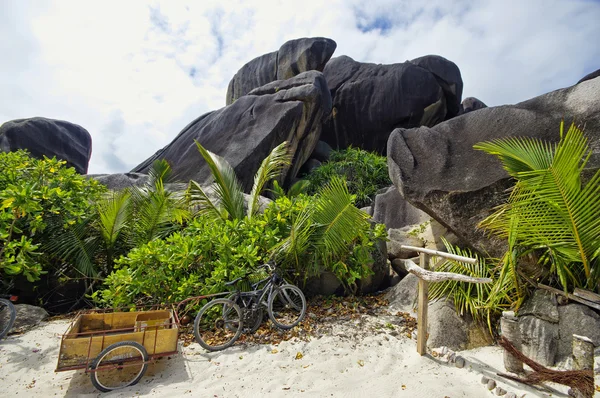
left=193, top=263, right=307, bottom=351
left=0, top=294, right=17, bottom=340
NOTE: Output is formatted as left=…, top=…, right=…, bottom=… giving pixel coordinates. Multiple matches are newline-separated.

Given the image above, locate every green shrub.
left=0, top=150, right=105, bottom=282
left=304, top=147, right=390, bottom=208
left=95, top=190, right=387, bottom=308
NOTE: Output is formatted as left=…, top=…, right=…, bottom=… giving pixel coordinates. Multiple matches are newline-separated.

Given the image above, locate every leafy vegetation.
left=95, top=143, right=387, bottom=307
left=429, top=239, right=513, bottom=332
left=304, top=147, right=391, bottom=208
left=475, top=122, right=600, bottom=296
left=0, top=151, right=105, bottom=282
left=44, top=159, right=191, bottom=279
left=432, top=122, right=600, bottom=331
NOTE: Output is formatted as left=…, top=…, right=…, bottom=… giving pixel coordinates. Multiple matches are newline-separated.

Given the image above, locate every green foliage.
left=44, top=159, right=191, bottom=278
left=188, top=141, right=291, bottom=221
left=475, top=122, right=600, bottom=293
left=304, top=147, right=391, bottom=208
left=0, top=150, right=105, bottom=281
left=95, top=209, right=283, bottom=307
left=96, top=185, right=387, bottom=307
left=271, top=176, right=387, bottom=293
left=429, top=239, right=513, bottom=332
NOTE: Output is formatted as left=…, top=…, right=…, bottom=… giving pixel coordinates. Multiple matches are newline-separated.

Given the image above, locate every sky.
left=1, top=0, right=599, bottom=174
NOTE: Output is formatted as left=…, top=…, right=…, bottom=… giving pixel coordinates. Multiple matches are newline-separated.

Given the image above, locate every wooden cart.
left=56, top=308, right=179, bottom=392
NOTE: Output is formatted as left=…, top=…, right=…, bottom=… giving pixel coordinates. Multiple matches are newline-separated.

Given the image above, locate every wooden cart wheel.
left=89, top=341, right=149, bottom=392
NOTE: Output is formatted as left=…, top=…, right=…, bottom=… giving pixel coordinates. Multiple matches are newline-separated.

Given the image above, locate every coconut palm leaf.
left=43, top=216, right=100, bottom=277
left=311, top=176, right=371, bottom=263
left=476, top=122, right=600, bottom=291
left=194, top=141, right=245, bottom=220
left=129, top=160, right=191, bottom=246
left=248, top=141, right=291, bottom=218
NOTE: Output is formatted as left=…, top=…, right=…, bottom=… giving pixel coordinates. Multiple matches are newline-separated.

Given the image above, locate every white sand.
left=0, top=318, right=596, bottom=397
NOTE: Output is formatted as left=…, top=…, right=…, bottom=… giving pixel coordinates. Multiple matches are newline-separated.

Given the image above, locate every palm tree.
left=187, top=141, right=292, bottom=221
left=45, top=160, right=191, bottom=277
left=270, top=176, right=373, bottom=292
left=474, top=121, right=600, bottom=292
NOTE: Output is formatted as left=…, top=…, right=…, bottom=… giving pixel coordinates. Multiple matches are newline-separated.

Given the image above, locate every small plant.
left=303, top=147, right=391, bottom=208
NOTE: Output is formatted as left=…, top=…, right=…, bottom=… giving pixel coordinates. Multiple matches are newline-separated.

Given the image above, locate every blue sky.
left=1, top=0, right=599, bottom=174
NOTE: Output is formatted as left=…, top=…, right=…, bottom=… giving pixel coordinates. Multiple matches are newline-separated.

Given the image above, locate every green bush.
left=304, top=147, right=390, bottom=208
left=95, top=192, right=387, bottom=308
left=0, top=150, right=105, bottom=282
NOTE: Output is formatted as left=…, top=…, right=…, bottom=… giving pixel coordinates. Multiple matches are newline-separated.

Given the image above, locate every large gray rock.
left=371, top=186, right=429, bottom=230
left=388, top=77, right=600, bottom=258
left=133, top=71, right=332, bottom=191
left=557, top=304, right=600, bottom=361
left=460, top=97, right=487, bottom=114
left=427, top=300, right=492, bottom=351
left=385, top=273, right=418, bottom=313
left=577, top=68, right=600, bottom=84
left=519, top=315, right=559, bottom=366
left=517, top=289, right=559, bottom=323
left=321, top=54, right=463, bottom=153
left=386, top=227, right=424, bottom=259
left=87, top=172, right=150, bottom=190
left=0, top=117, right=92, bottom=174
left=10, top=304, right=48, bottom=334
left=226, top=37, right=336, bottom=105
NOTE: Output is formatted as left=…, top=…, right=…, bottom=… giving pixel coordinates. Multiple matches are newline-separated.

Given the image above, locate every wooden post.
left=417, top=252, right=430, bottom=356
left=500, top=311, right=523, bottom=373
left=572, top=334, right=594, bottom=371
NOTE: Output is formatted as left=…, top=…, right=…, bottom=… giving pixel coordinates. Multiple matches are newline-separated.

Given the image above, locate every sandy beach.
left=2, top=308, right=597, bottom=398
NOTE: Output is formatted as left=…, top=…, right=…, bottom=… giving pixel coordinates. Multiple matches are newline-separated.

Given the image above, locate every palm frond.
left=311, top=176, right=371, bottom=263
left=248, top=141, right=291, bottom=218
left=95, top=190, right=132, bottom=248
left=187, top=181, right=226, bottom=221
left=43, top=216, right=100, bottom=277
left=194, top=141, right=245, bottom=220
left=476, top=122, right=600, bottom=291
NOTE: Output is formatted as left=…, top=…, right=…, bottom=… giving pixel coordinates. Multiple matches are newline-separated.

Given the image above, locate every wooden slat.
left=400, top=245, right=478, bottom=264
left=404, top=260, right=492, bottom=284
left=573, top=288, right=600, bottom=304
left=417, top=253, right=429, bottom=356
left=537, top=284, right=600, bottom=312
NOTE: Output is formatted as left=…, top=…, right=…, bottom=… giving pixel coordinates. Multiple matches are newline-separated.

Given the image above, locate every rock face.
left=226, top=37, right=337, bottom=105
left=460, top=97, right=487, bottom=114
left=512, top=289, right=600, bottom=366
left=87, top=172, right=151, bottom=190
left=11, top=304, right=48, bottom=334
left=386, top=277, right=492, bottom=350
left=133, top=71, right=332, bottom=191
left=370, top=186, right=429, bottom=230
left=388, top=77, right=600, bottom=258
left=0, top=117, right=92, bottom=174
left=321, top=55, right=463, bottom=153
left=577, top=68, right=600, bottom=84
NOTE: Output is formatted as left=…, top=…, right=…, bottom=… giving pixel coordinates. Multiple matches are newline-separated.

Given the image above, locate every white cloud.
left=1, top=0, right=599, bottom=173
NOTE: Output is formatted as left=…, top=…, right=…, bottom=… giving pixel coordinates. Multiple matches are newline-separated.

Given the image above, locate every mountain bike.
left=193, top=263, right=306, bottom=351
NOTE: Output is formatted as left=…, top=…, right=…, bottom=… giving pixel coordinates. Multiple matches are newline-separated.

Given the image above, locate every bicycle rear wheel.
left=267, top=285, right=306, bottom=330
left=0, top=298, right=16, bottom=340
left=194, top=298, right=243, bottom=351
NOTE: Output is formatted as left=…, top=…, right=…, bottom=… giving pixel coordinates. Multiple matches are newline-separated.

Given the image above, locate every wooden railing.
left=400, top=245, right=492, bottom=355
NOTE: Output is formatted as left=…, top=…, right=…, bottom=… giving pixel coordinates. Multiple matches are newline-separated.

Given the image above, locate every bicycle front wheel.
left=267, top=285, right=306, bottom=330
left=194, top=298, right=243, bottom=351
left=0, top=298, right=16, bottom=340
